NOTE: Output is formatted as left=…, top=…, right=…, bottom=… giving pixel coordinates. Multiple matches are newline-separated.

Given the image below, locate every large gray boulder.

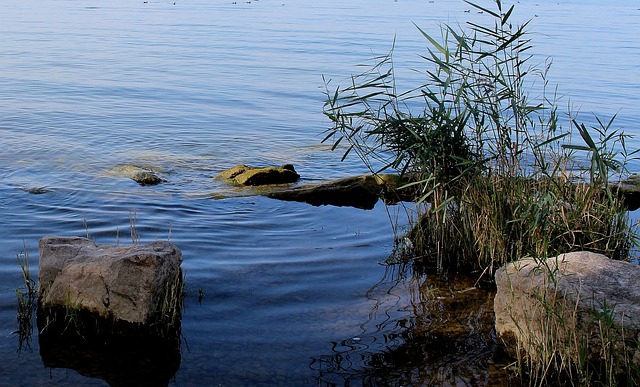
left=494, top=252, right=640, bottom=375
left=38, top=236, right=182, bottom=326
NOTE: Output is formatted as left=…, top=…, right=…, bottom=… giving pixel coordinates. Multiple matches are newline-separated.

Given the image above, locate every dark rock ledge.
left=266, top=174, right=412, bottom=210
left=216, top=164, right=640, bottom=211
left=215, top=164, right=412, bottom=210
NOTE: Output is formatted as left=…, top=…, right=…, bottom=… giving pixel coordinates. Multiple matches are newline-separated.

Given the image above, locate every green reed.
left=13, top=241, right=37, bottom=352
left=322, top=0, right=636, bottom=272
left=322, top=0, right=638, bottom=384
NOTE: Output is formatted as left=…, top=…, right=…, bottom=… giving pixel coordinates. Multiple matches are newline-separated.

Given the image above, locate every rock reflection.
left=311, top=263, right=514, bottom=386
left=37, top=310, right=182, bottom=387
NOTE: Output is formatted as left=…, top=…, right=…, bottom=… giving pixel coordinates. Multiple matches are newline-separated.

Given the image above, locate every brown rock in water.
left=38, top=236, right=182, bottom=326
left=216, top=164, right=252, bottom=180
left=494, top=252, right=640, bottom=373
left=216, top=164, right=300, bottom=186
left=131, top=170, right=165, bottom=186
left=111, top=164, right=166, bottom=186
left=266, top=175, right=383, bottom=210
left=618, top=174, right=640, bottom=211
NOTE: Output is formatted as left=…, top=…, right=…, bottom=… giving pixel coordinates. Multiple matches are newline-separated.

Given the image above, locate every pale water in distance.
left=0, top=0, right=638, bottom=385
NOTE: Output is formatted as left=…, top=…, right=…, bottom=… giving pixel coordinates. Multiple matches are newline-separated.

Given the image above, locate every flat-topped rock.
left=38, top=236, right=182, bottom=326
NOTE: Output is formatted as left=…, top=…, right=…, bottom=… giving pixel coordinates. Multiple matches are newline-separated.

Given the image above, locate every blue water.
left=0, top=0, right=638, bottom=385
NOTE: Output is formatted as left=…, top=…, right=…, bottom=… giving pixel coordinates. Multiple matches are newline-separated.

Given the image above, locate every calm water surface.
left=1, top=0, right=638, bottom=385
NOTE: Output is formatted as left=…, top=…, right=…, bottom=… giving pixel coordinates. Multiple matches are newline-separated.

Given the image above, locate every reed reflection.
left=311, top=262, right=513, bottom=386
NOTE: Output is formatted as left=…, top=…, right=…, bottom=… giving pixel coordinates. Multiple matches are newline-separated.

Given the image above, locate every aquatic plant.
left=13, top=242, right=37, bottom=352
left=322, top=0, right=638, bottom=384
left=322, top=0, right=636, bottom=271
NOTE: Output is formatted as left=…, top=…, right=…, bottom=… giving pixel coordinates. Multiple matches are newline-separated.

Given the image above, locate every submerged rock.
left=110, top=164, right=167, bottom=186
left=38, top=236, right=183, bottom=329
left=38, top=325, right=181, bottom=387
left=494, top=252, right=640, bottom=375
left=131, top=170, right=165, bottom=186
left=216, top=164, right=300, bottom=186
left=21, top=187, right=51, bottom=195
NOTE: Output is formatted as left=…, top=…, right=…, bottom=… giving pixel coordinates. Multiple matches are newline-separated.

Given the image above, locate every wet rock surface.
left=618, top=174, right=640, bottom=211
left=494, top=252, right=640, bottom=372
left=131, top=170, right=165, bottom=186
left=38, top=236, right=182, bottom=325
left=110, top=164, right=167, bottom=186
left=267, top=175, right=381, bottom=210
left=216, top=164, right=300, bottom=186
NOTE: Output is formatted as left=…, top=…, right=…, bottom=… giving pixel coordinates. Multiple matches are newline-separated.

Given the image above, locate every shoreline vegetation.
left=321, top=0, right=638, bottom=385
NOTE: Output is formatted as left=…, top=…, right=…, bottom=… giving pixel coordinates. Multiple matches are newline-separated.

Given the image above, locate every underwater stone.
left=38, top=236, right=182, bottom=325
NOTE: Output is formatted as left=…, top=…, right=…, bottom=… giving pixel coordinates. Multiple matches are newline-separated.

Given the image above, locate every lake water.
left=0, top=0, right=638, bottom=385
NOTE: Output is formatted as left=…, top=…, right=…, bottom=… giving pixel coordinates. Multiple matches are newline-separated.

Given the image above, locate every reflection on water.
left=38, top=331, right=181, bottom=387
left=312, top=263, right=514, bottom=386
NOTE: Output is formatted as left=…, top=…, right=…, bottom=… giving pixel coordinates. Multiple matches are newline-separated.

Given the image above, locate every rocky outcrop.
left=38, top=236, right=183, bottom=327
left=494, top=252, right=640, bottom=376
left=216, top=164, right=300, bottom=186
left=266, top=174, right=413, bottom=210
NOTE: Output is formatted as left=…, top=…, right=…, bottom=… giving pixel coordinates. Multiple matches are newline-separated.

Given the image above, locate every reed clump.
left=14, top=242, right=37, bottom=352
left=322, top=0, right=638, bottom=384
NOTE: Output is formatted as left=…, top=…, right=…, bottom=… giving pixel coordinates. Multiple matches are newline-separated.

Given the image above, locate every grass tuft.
left=13, top=241, right=37, bottom=352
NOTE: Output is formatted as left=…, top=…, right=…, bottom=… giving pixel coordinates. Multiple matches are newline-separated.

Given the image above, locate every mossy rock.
left=216, top=164, right=253, bottom=180
left=216, top=164, right=300, bottom=186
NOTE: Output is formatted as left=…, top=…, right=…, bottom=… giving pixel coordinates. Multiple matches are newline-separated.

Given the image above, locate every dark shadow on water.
left=37, top=308, right=182, bottom=387
left=311, top=263, right=518, bottom=386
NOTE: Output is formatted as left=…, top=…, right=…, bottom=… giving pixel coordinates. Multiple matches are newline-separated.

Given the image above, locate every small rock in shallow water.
left=109, top=164, right=167, bottom=186
left=131, top=170, right=165, bottom=186
left=216, top=164, right=300, bottom=186
left=22, top=187, right=51, bottom=194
